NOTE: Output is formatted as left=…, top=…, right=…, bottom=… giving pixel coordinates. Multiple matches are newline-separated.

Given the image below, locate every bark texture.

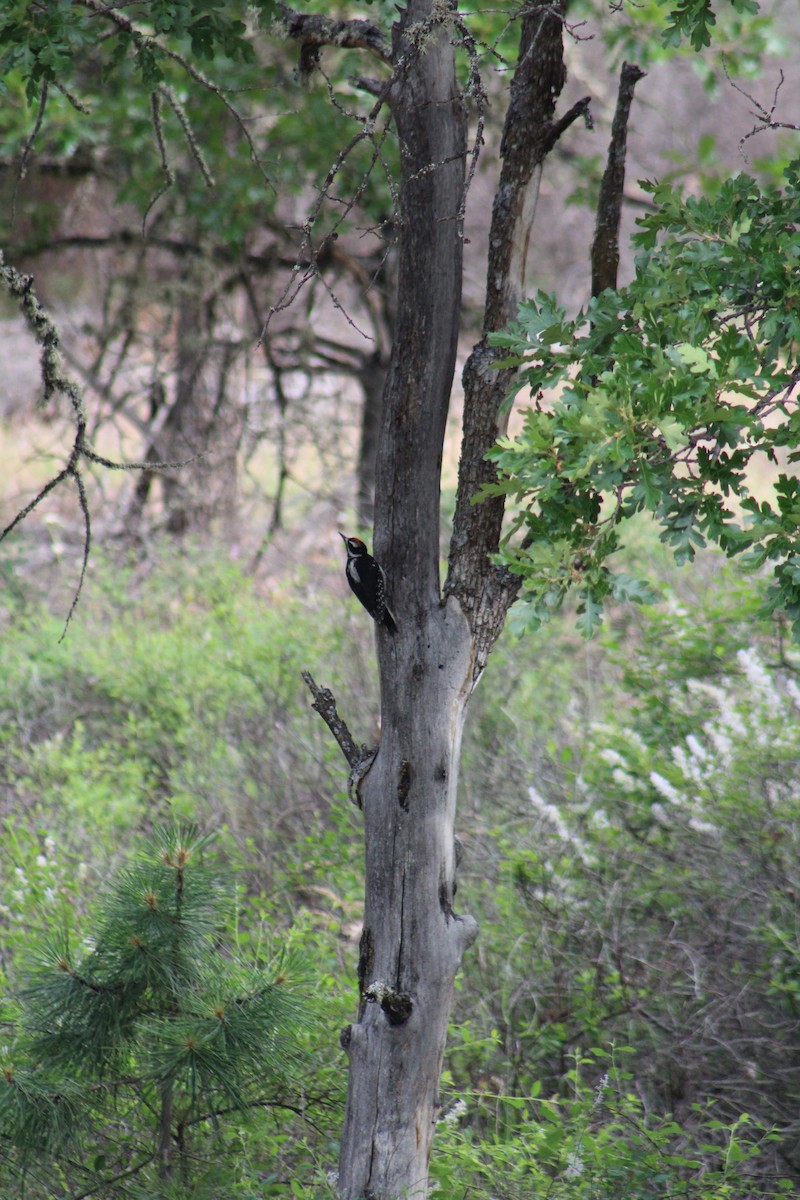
left=337, top=5, right=587, bottom=1195
left=127, top=254, right=239, bottom=534
left=339, top=604, right=478, bottom=1198
left=286, top=4, right=612, bottom=1196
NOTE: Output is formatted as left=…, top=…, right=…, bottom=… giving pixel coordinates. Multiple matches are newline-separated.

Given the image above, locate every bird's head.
left=339, top=533, right=368, bottom=557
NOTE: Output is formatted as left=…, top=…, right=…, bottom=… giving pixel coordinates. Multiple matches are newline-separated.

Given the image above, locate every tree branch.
left=591, top=62, right=646, bottom=297
left=277, top=3, right=392, bottom=67
left=72, top=1155, right=157, bottom=1200
left=17, top=230, right=286, bottom=272
left=301, top=671, right=376, bottom=806
left=0, top=255, right=199, bottom=638
left=13, top=79, right=48, bottom=215
left=544, top=94, right=593, bottom=152
left=75, top=0, right=272, bottom=189
left=446, top=0, right=578, bottom=677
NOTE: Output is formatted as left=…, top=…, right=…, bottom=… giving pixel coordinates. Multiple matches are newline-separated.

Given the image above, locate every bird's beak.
left=338, top=531, right=347, bottom=543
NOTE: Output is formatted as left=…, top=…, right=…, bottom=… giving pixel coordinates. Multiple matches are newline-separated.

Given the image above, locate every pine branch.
left=72, top=1154, right=157, bottom=1200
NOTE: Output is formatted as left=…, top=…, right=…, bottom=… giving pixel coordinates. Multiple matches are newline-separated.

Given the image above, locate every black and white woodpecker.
left=339, top=533, right=397, bottom=634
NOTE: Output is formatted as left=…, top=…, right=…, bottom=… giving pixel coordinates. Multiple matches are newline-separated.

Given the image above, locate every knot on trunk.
left=397, top=760, right=411, bottom=810
left=364, top=981, right=414, bottom=1026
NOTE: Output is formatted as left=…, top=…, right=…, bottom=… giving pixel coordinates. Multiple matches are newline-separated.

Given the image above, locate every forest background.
left=1, top=1, right=800, bottom=1197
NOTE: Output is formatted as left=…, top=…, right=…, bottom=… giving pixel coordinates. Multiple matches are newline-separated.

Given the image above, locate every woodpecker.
left=339, top=533, right=397, bottom=634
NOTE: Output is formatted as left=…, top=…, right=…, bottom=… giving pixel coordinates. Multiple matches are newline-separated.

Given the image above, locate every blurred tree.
left=0, top=0, right=398, bottom=535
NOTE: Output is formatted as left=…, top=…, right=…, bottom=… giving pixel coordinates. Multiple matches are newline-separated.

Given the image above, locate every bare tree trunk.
left=283, top=4, right=637, bottom=1196
left=336, top=5, right=590, bottom=1196
left=126, top=255, right=240, bottom=535
left=337, top=4, right=476, bottom=1197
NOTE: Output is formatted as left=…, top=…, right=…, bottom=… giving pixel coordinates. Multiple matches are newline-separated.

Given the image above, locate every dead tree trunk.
left=337, top=5, right=474, bottom=1196
left=447, top=2, right=590, bottom=671
left=336, top=3, right=583, bottom=1196
left=286, top=3, right=635, bottom=1197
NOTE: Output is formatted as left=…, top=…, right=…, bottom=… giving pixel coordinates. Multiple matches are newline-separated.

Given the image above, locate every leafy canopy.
left=485, top=162, right=800, bottom=637
left=0, top=1, right=278, bottom=100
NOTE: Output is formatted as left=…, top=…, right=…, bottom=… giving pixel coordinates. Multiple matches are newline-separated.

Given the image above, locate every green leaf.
left=575, top=591, right=604, bottom=638
left=670, top=342, right=717, bottom=377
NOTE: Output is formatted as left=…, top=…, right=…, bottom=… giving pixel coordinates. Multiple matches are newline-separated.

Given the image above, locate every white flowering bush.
left=0, top=825, right=87, bottom=987
left=452, top=564, right=800, bottom=1195
left=586, top=644, right=800, bottom=851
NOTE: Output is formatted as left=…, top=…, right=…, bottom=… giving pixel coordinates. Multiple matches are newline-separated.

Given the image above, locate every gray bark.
left=338, top=604, right=478, bottom=1198
left=337, top=4, right=475, bottom=1197
left=446, top=1, right=585, bottom=676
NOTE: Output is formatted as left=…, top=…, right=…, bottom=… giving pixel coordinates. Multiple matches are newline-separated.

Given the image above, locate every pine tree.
left=0, top=825, right=307, bottom=1197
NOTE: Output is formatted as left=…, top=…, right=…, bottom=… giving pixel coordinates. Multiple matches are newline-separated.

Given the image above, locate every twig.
left=75, top=0, right=273, bottom=189
left=301, top=671, right=365, bottom=768
left=50, top=80, right=92, bottom=115
left=72, top=1154, right=157, bottom=1200
left=259, top=106, right=393, bottom=342
left=16, top=79, right=48, bottom=185
left=544, top=94, right=593, bottom=153
left=301, top=671, right=376, bottom=807
left=722, top=61, right=799, bottom=158
left=12, top=80, right=48, bottom=220
left=142, top=88, right=175, bottom=236
left=159, top=83, right=215, bottom=188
